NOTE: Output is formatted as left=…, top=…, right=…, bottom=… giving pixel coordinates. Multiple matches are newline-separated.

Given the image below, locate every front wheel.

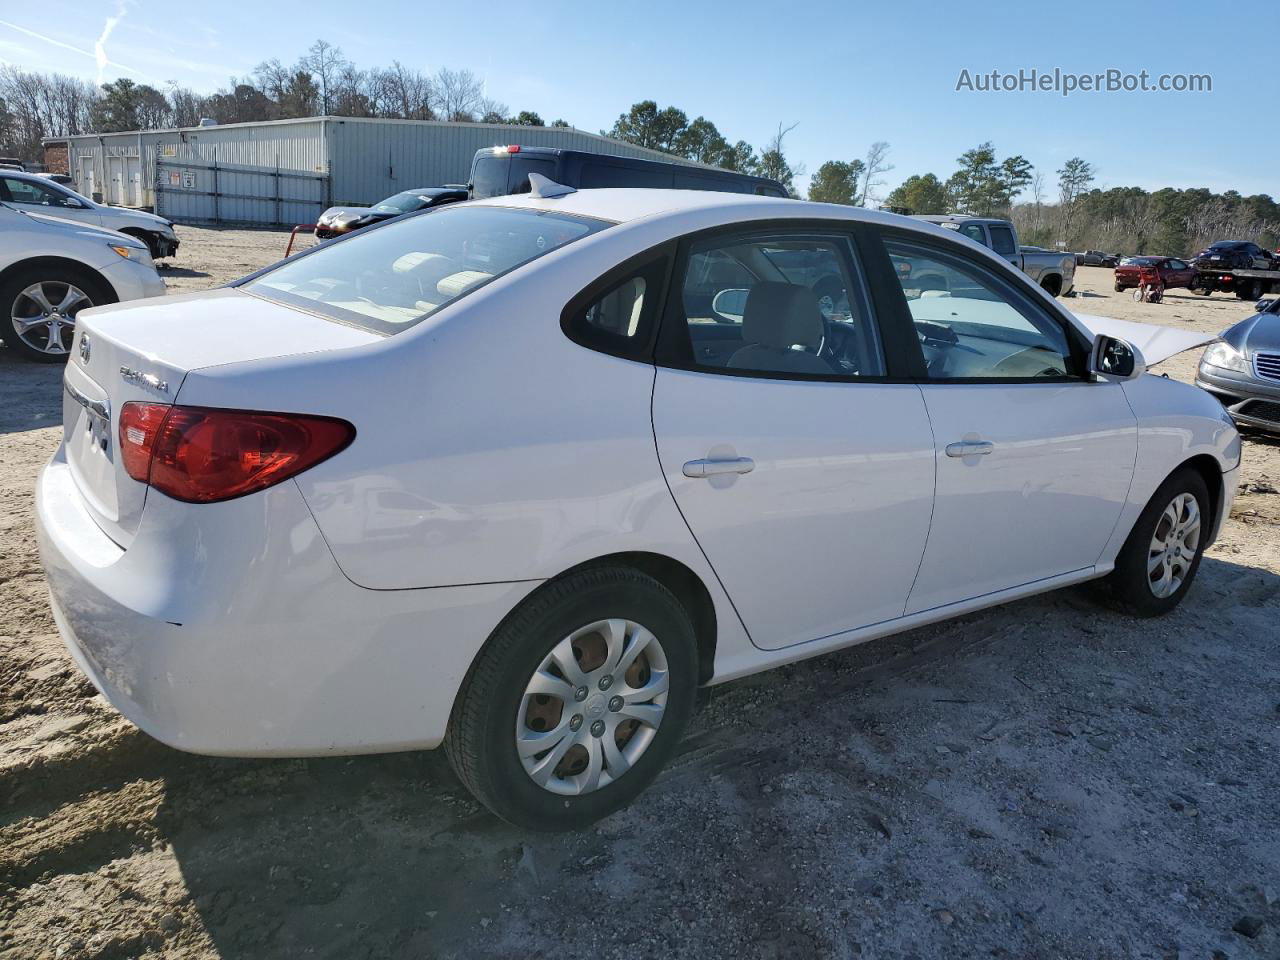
left=1, top=266, right=110, bottom=362
left=445, top=566, right=699, bottom=830
left=1099, top=468, right=1209, bottom=617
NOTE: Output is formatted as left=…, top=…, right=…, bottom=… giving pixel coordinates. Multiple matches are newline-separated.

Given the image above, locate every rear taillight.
left=118, top=403, right=354, bottom=503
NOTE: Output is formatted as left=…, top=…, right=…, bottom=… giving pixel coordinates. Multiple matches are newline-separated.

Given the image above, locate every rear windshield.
left=1121, top=257, right=1159, bottom=265
left=470, top=156, right=508, bottom=199
left=245, top=205, right=609, bottom=335
left=372, top=192, right=428, bottom=214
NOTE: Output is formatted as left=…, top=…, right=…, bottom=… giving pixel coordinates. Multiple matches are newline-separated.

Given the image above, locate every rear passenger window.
left=671, top=233, right=885, bottom=378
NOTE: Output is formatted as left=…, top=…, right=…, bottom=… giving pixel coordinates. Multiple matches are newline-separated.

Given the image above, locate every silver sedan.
left=1197, top=297, right=1280, bottom=434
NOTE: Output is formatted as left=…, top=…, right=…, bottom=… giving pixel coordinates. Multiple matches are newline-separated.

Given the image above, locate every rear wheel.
left=1099, top=468, right=1209, bottom=617
left=1, top=265, right=111, bottom=362
left=1040, top=275, right=1062, bottom=297
left=1114, top=282, right=1124, bottom=293
left=445, top=566, right=699, bottom=830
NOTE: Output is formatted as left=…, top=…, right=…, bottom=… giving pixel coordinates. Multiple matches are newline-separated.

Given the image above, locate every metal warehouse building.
left=45, top=117, right=697, bottom=226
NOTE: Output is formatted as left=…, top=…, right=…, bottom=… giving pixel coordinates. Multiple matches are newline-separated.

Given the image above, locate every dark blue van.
left=468, top=145, right=788, bottom=200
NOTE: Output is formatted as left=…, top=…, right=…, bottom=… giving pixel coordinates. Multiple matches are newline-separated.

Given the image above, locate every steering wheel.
left=820, top=318, right=866, bottom=373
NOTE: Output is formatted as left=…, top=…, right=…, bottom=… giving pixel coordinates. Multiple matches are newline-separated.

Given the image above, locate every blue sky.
left=0, top=0, right=1269, bottom=199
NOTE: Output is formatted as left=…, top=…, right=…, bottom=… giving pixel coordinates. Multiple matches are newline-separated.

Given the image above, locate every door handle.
left=945, top=441, right=994, bottom=458
left=683, top=457, right=755, bottom=478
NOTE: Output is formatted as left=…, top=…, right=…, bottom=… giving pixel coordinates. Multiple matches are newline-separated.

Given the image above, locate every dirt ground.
left=1, top=234, right=1278, bottom=960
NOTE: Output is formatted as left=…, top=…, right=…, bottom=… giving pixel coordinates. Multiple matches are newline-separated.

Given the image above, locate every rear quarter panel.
left=173, top=211, right=761, bottom=672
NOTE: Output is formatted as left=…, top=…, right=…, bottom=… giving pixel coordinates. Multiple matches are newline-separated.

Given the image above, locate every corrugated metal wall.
left=57, top=117, right=705, bottom=224
left=325, top=118, right=699, bottom=205
left=63, top=119, right=328, bottom=214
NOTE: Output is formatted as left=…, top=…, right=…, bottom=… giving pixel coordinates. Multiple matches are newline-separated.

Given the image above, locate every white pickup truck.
left=913, top=215, right=1075, bottom=297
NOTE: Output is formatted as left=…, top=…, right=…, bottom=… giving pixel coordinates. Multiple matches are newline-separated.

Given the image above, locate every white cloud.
left=95, top=0, right=128, bottom=85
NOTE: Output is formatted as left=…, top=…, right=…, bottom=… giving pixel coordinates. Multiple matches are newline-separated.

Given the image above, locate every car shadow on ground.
left=0, top=349, right=65, bottom=435
left=157, top=265, right=212, bottom=279
left=150, top=554, right=1280, bottom=959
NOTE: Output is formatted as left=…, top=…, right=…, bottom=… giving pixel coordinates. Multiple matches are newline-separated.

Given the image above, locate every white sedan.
left=36, top=186, right=1238, bottom=830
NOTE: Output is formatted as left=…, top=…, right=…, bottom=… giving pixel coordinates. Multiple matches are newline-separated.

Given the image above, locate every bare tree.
left=0, top=66, right=98, bottom=162
left=433, top=68, right=485, bottom=121
left=301, top=40, right=348, bottom=115
left=379, top=61, right=434, bottom=120
left=857, top=141, right=893, bottom=206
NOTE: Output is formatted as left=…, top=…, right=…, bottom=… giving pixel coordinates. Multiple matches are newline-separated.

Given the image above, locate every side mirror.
left=1090, top=334, right=1146, bottom=380
left=710, top=288, right=749, bottom=324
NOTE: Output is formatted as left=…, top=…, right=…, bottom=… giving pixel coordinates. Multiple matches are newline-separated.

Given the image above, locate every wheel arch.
left=552, top=552, right=718, bottom=685
left=451, top=551, right=719, bottom=722
left=0, top=256, right=119, bottom=302
left=1040, top=272, right=1063, bottom=296
left=1178, top=453, right=1224, bottom=540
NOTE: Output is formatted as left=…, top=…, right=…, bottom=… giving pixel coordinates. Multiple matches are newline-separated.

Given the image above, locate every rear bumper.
left=35, top=449, right=538, bottom=756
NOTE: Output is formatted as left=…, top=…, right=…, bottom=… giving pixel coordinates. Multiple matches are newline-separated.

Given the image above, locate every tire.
left=0, top=264, right=112, bottom=363
left=445, top=565, right=699, bottom=831
left=1040, top=275, right=1062, bottom=297
left=1099, top=467, right=1210, bottom=617
left=1114, top=283, right=1124, bottom=293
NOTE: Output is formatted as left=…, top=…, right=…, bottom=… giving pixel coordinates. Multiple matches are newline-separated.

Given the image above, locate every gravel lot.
left=1, top=231, right=1278, bottom=960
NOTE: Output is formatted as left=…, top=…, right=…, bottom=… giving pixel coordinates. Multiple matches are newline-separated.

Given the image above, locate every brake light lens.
left=118, top=403, right=355, bottom=503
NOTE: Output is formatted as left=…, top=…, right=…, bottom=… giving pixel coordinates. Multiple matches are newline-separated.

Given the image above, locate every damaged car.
left=314, top=186, right=467, bottom=239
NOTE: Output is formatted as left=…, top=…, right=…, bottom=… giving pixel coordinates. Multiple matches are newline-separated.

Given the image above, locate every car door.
left=650, top=226, right=936, bottom=650
left=1166, top=258, right=1193, bottom=287
left=0, top=176, right=99, bottom=227
left=872, top=232, right=1138, bottom=615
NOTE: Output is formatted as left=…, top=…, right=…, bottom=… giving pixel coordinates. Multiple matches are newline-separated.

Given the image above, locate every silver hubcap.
left=1148, top=492, right=1201, bottom=599
left=516, top=618, right=669, bottom=797
left=11, top=281, right=91, bottom=355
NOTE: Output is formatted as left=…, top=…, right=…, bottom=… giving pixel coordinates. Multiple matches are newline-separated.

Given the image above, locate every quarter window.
left=883, top=239, right=1078, bottom=380
left=672, top=233, right=885, bottom=378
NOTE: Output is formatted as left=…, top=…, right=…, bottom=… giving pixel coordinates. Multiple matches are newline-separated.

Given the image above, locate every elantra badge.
left=119, top=366, right=169, bottom=395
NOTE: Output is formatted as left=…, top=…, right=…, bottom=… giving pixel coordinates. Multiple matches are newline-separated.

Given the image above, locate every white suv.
left=0, top=170, right=180, bottom=260
left=0, top=204, right=166, bottom=362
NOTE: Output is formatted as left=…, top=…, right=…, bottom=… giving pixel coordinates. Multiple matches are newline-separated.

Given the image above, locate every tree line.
left=3, top=58, right=1277, bottom=256
left=807, top=140, right=1280, bottom=256
left=0, top=40, right=563, bottom=163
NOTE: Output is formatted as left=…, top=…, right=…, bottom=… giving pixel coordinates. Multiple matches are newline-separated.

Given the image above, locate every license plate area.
left=63, top=374, right=120, bottom=522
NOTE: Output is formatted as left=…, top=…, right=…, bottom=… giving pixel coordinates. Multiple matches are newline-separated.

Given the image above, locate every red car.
left=1113, top=256, right=1196, bottom=292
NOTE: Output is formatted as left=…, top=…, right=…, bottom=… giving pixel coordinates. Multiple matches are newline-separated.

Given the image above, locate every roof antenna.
left=527, top=173, right=576, bottom=199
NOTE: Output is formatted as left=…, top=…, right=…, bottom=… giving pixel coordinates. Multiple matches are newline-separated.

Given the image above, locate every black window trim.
left=869, top=224, right=1094, bottom=385
left=652, top=218, right=922, bottom=384
left=559, top=241, right=676, bottom=363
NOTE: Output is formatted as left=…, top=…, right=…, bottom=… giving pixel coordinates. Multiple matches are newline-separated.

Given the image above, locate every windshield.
left=1121, top=257, right=1158, bottom=265
left=245, top=205, right=609, bottom=335
left=372, top=192, right=429, bottom=214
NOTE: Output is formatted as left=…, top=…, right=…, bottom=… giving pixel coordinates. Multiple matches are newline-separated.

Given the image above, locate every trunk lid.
left=63, top=288, right=380, bottom=546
